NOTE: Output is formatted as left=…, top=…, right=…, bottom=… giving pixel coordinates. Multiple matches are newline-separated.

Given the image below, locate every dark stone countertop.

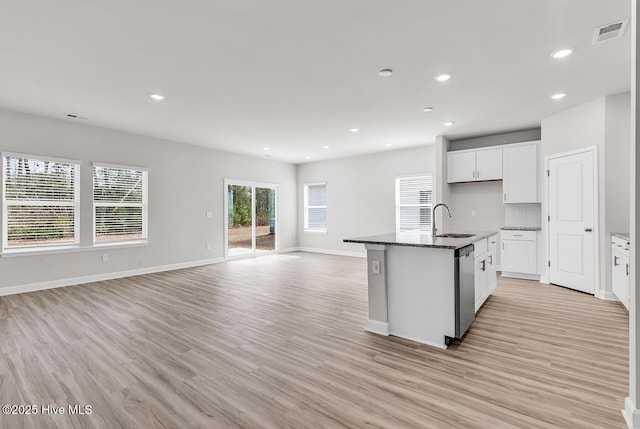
left=343, top=231, right=497, bottom=250
left=612, top=232, right=630, bottom=242
left=501, top=226, right=542, bottom=231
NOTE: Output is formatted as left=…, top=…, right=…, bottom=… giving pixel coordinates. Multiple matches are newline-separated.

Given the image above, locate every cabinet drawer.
left=488, top=234, right=498, bottom=250
left=474, top=238, right=488, bottom=255
left=500, top=230, right=536, bottom=241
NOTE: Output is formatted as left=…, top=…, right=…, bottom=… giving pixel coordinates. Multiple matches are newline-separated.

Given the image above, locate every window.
left=395, top=175, right=433, bottom=233
left=304, top=182, right=327, bottom=232
left=93, top=163, right=148, bottom=244
left=2, top=152, right=80, bottom=251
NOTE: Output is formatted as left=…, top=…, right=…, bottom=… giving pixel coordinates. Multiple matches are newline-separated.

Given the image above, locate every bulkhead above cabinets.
left=447, top=141, right=540, bottom=204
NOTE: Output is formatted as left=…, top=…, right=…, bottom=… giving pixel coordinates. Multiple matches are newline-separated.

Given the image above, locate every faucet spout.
left=432, top=203, right=452, bottom=236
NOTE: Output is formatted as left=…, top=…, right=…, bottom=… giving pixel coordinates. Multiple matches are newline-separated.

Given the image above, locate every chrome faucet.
left=432, top=203, right=452, bottom=236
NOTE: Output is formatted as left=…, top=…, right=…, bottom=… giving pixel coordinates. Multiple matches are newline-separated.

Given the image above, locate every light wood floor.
left=0, top=252, right=629, bottom=428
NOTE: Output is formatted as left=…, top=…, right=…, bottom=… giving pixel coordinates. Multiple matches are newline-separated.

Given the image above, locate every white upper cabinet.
left=447, top=151, right=476, bottom=183
left=502, top=142, right=539, bottom=203
left=476, top=147, right=503, bottom=181
left=447, top=147, right=502, bottom=183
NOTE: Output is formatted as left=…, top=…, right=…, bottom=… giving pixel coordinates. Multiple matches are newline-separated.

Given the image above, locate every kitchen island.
left=344, top=231, right=497, bottom=349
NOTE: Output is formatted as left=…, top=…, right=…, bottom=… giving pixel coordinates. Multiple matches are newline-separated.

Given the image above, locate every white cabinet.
left=611, top=235, right=630, bottom=311
left=500, top=230, right=537, bottom=277
left=474, top=234, right=498, bottom=312
left=448, top=147, right=502, bottom=183
left=502, top=142, right=539, bottom=203
left=476, top=148, right=503, bottom=181
left=448, top=151, right=476, bottom=183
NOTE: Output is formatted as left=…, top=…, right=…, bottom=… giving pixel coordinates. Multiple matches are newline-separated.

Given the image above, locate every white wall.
left=541, top=92, right=631, bottom=293
left=606, top=92, right=632, bottom=239
left=297, top=146, right=436, bottom=255
left=0, top=108, right=297, bottom=290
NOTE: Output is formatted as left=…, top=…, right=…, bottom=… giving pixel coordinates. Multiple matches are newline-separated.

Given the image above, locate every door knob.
left=584, top=228, right=592, bottom=232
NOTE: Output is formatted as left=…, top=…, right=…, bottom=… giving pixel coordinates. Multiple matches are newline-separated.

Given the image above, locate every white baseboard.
left=539, top=275, right=550, bottom=284
left=623, top=397, right=640, bottom=428
left=596, top=290, right=619, bottom=301
left=283, top=246, right=366, bottom=258
left=0, top=257, right=225, bottom=297
left=501, top=272, right=541, bottom=281
left=366, top=319, right=390, bottom=336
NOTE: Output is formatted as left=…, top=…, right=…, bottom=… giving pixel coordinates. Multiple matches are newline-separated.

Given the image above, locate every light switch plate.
left=372, top=260, right=380, bottom=274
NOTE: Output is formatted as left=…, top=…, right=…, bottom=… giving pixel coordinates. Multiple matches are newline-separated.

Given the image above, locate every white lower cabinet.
left=611, top=235, right=630, bottom=311
left=500, top=230, right=537, bottom=277
left=474, top=234, right=498, bottom=312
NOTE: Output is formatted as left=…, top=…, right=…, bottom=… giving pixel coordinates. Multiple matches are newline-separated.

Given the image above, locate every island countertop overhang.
left=343, top=231, right=497, bottom=250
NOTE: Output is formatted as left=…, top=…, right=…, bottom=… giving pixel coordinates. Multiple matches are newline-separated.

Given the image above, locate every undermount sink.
left=436, top=233, right=475, bottom=239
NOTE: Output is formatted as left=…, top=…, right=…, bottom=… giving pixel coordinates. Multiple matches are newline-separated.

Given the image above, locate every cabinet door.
left=501, top=240, right=537, bottom=274
left=476, top=147, right=503, bottom=181
left=474, top=253, right=487, bottom=312
left=503, top=143, right=539, bottom=203
left=612, top=247, right=629, bottom=310
left=448, top=151, right=476, bottom=183
left=486, top=247, right=497, bottom=295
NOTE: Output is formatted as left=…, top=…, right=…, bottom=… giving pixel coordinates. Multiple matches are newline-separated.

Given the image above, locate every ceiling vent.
left=65, top=113, right=88, bottom=120
left=593, top=19, right=629, bottom=44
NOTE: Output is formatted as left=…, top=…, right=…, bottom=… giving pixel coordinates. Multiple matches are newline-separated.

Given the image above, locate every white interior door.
left=548, top=150, right=595, bottom=294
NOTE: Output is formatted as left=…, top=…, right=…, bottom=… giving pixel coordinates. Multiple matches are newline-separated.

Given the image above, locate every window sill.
left=1, top=241, right=150, bottom=258
left=304, top=229, right=327, bottom=235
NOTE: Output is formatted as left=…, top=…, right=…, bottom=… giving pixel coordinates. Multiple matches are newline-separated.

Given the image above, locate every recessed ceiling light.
left=443, top=121, right=455, bottom=127
left=551, top=48, right=574, bottom=59
left=385, top=143, right=393, bottom=147
left=263, top=147, right=270, bottom=150
left=305, top=156, right=311, bottom=160
left=150, top=93, right=165, bottom=101
left=322, top=145, right=329, bottom=149
left=350, top=128, right=360, bottom=133
left=423, top=107, right=434, bottom=112
left=435, top=74, right=451, bottom=82
left=378, top=69, right=393, bottom=77
left=551, top=93, right=566, bottom=100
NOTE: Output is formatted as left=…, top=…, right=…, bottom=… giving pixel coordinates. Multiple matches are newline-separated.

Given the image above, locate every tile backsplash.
left=504, top=203, right=541, bottom=227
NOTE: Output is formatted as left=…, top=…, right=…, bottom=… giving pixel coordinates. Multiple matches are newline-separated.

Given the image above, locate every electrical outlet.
left=206, top=243, right=212, bottom=250
left=515, top=210, right=522, bottom=217
left=206, top=211, right=213, bottom=219
left=102, top=254, right=109, bottom=262
left=372, top=260, right=380, bottom=274
left=471, top=210, right=476, bottom=217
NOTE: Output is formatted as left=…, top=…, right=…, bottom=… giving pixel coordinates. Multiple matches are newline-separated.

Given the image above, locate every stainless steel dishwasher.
left=453, top=244, right=475, bottom=340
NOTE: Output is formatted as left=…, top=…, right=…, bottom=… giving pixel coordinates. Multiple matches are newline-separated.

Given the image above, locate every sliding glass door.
left=255, top=187, right=276, bottom=253
left=225, top=180, right=277, bottom=258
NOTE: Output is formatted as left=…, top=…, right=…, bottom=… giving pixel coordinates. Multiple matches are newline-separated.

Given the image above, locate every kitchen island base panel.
left=366, top=319, right=390, bottom=336
left=387, top=246, right=455, bottom=349
left=364, top=245, right=390, bottom=333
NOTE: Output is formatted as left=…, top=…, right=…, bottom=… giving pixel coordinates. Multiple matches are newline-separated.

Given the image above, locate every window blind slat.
left=304, top=183, right=327, bottom=231
left=93, top=165, right=147, bottom=243
left=3, top=155, right=79, bottom=250
left=396, top=175, right=433, bottom=233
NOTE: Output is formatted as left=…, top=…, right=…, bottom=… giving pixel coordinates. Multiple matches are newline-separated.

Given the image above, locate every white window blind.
left=304, top=183, right=327, bottom=232
left=396, top=175, right=433, bottom=233
left=93, top=163, right=148, bottom=243
left=2, top=153, right=80, bottom=251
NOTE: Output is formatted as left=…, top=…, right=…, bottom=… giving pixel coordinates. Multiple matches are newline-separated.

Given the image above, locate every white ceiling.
left=0, top=0, right=631, bottom=163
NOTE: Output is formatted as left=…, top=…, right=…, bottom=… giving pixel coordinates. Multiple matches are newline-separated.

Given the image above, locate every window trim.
left=395, top=173, right=435, bottom=234
left=304, top=181, right=327, bottom=233
left=92, top=162, right=149, bottom=245
left=1, top=152, right=81, bottom=254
